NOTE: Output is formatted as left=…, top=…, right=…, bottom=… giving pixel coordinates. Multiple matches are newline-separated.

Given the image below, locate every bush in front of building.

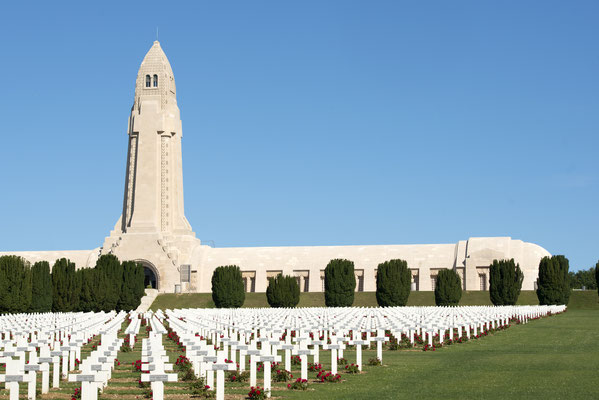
left=324, top=259, right=356, bottom=307
left=211, top=265, right=245, bottom=308
left=375, top=259, right=411, bottom=307
left=489, top=259, right=524, bottom=306
left=434, top=269, right=462, bottom=306
left=266, top=274, right=300, bottom=308
left=537, top=255, right=571, bottom=305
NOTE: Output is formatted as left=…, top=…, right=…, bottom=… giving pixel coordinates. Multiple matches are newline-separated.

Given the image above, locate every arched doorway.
left=137, top=260, right=159, bottom=290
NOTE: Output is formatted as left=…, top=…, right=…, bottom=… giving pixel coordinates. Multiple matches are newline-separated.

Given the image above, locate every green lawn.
left=280, top=310, right=599, bottom=399
left=150, top=290, right=599, bottom=310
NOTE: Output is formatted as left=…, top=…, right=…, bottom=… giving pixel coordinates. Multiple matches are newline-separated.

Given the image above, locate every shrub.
left=211, top=265, right=245, bottom=308
left=324, top=259, right=356, bottom=307
left=287, top=378, right=309, bottom=390
left=596, top=261, right=599, bottom=296
left=248, top=386, right=268, bottom=399
left=189, top=377, right=214, bottom=398
left=375, top=259, right=411, bottom=307
left=344, top=363, right=359, bottom=373
left=272, top=369, right=293, bottom=382
left=308, top=362, right=322, bottom=372
left=266, top=274, right=299, bottom=308
left=537, top=255, right=571, bottom=305
left=367, top=357, right=382, bottom=366
left=489, top=259, right=524, bottom=306
left=227, top=370, right=249, bottom=383
left=434, top=269, right=462, bottom=306
left=317, top=371, right=342, bottom=382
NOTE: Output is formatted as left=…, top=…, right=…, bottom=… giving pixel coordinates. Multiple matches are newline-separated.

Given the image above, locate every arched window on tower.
left=153, top=74, right=158, bottom=87
left=145, top=75, right=151, bottom=88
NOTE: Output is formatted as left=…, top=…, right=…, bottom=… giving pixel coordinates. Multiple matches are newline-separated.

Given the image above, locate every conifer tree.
left=324, top=259, right=356, bottom=307
left=596, top=260, right=599, bottom=297
left=489, top=259, right=524, bottom=306
left=66, top=262, right=82, bottom=311
left=52, top=258, right=70, bottom=312
left=119, top=261, right=145, bottom=311
left=266, top=274, right=300, bottom=308
left=211, top=265, right=245, bottom=308
left=537, top=255, right=571, bottom=305
left=0, top=256, right=32, bottom=313
left=375, top=259, right=411, bottom=307
left=94, top=270, right=110, bottom=312
left=434, top=269, right=462, bottom=306
left=79, top=268, right=97, bottom=312
left=95, top=254, right=123, bottom=311
left=31, top=261, right=53, bottom=312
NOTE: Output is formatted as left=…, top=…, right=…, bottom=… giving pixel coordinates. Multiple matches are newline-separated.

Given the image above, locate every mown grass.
left=150, top=290, right=599, bottom=310
left=100, top=310, right=598, bottom=399
left=281, top=310, right=599, bottom=400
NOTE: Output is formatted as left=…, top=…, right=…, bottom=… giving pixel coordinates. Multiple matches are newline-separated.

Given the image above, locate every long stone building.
left=1, top=42, right=550, bottom=293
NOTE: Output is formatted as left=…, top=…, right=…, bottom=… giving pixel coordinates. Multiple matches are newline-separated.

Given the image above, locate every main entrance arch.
left=137, top=260, right=159, bottom=290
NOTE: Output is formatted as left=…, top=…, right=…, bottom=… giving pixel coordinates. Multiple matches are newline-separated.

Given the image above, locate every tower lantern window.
left=153, top=74, right=158, bottom=87
left=145, top=75, right=151, bottom=88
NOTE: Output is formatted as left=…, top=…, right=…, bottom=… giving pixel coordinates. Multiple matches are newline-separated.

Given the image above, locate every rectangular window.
left=180, top=264, right=191, bottom=283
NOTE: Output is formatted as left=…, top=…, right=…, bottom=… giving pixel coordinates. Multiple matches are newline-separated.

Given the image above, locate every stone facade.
left=0, top=42, right=551, bottom=293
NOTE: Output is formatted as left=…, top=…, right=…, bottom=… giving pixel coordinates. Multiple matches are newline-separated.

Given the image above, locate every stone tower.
left=101, top=41, right=200, bottom=292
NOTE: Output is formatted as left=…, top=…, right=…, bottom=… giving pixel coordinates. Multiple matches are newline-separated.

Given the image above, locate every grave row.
left=153, top=305, right=565, bottom=399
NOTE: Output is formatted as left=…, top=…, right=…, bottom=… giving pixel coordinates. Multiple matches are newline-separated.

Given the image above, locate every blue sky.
left=1, top=1, right=597, bottom=271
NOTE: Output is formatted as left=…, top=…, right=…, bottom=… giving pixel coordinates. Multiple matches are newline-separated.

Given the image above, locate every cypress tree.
left=31, top=261, right=53, bottom=312
left=266, top=274, right=300, bottom=308
left=52, top=258, right=70, bottom=312
left=134, top=264, right=146, bottom=302
left=0, top=256, right=32, bottom=313
left=434, top=269, right=462, bottom=306
left=211, top=265, right=245, bottom=308
left=324, top=259, right=356, bottom=307
left=52, top=258, right=81, bottom=312
left=79, top=268, right=97, bottom=312
left=94, top=270, right=110, bottom=312
left=95, top=254, right=123, bottom=311
left=537, top=255, right=571, bottom=305
left=65, top=262, right=82, bottom=311
left=596, top=260, right=599, bottom=297
left=489, top=259, right=524, bottom=306
left=375, top=259, right=411, bottom=307
left=119, top=261, right=145, bottom=311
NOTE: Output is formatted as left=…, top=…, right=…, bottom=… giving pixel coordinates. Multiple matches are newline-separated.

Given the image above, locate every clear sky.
left=1, top=1, right=597, bottom=271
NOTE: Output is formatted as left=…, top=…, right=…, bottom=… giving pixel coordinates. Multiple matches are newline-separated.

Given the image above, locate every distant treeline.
left=0, top=254, right=145, bottom=313
left=569, top=266, right=597, bottom=290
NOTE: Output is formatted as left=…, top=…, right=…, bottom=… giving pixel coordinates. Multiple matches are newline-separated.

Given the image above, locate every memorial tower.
left=101, top=41, right=200, bottom=291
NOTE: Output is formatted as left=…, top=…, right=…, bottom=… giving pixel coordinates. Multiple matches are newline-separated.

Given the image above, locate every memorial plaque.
left=5, top=375, right=23, bottom=382
left=76, top=375, right=95, bottom=382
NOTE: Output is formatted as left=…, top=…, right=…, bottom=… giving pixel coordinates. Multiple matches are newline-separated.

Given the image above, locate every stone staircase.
left=136, top=288, right=159, bottom=312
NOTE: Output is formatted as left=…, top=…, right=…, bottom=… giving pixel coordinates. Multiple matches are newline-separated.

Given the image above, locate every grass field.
left=26, top=309, right=598, bottom=399
left=280, top=310, right=599, bottom=399
left=150, top=290, right=599, bottom=310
